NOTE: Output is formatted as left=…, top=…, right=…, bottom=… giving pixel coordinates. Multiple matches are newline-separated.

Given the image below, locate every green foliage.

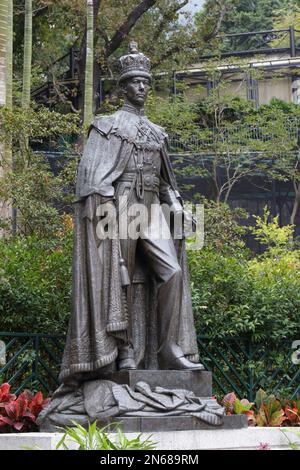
left=0, top=106, right=79, bottom=145
left=0, top=230, right=73, bottom=333
left=190, top=206, right=300, bottom=341
left=249, top=207, right=295, bottom=252
left=254, top=389, right=286, bottom=426
left=11, top=0, right=220, bottom=105
left=200, top=199, right=249, bottom=253
left=202, top=0, right=292, bottom=51
left=194, top=90, right=257, bottom=128
left=56, top=420, right=157, bottom=451
left=145, top=90, right=199, bottom=142
left=0, top=105, right=79, bottom=236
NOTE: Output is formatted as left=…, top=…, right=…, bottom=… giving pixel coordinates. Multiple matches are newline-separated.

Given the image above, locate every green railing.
left=0, top=332, right=299, bottom=399
left=0, top=332, right=64, bottom=394
left=197, top=336, right=300, bottom=400
left=168, top=118, right=299, bottom=154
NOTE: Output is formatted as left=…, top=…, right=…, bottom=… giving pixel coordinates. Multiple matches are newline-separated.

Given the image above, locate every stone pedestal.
left=102, top=369, right=213, bottom=397
left=38, top=369, right=248, bottom=432
left=96, top=414, right=248, bottom=432
left=97, top=369, right=247, bottom=431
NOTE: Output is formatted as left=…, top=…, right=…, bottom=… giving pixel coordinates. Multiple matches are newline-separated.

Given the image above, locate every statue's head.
left=118, top=41, right=152, bottom=107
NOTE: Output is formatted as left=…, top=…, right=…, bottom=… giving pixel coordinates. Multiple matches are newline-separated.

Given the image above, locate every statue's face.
left=122, top=76, right=151, bottom=107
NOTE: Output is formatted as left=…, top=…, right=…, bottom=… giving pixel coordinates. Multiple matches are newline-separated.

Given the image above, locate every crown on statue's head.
left=118, top=41, right=151, bottom=83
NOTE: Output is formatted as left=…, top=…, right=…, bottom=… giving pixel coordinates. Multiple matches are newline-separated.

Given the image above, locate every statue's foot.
left=164, top=356, right=205, bottom=371
left=158, top=343, right=205, bottom=370
left=117, top=357, right=137, bottom=371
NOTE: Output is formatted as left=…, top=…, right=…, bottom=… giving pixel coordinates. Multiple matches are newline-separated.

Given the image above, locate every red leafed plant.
left=283, top=400, right=300, bottom=426
left=220, top=389, right=300, bottom=427
left=0, top=383, right=16, bottom=407
left=0, top=383, right=50, bottom=433
left=221, top=392, right=255, bottom=425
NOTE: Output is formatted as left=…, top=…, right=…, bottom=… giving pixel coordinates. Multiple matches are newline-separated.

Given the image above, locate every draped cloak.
left=59, top=110, right=199, bottom=384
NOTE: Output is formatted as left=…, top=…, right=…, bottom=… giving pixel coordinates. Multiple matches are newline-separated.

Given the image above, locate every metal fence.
left=168, top=118, right=300, bottom=154
left=0, top=332, right=299, bottom=400
left=197, top=336, right=300, bottom=401
left=0, top=332, right=64, bottom=394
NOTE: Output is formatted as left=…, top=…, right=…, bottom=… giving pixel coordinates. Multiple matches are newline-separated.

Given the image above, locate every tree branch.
left=105, top=0, right=158, bottom=57
left=151, top=41, right=193, bottom=68
left=152, top=0, right=227, bottom=69
left=96, top=27, right=109, bottom=47
left=32, top=5, right=49, bottom=17
left=153, top=0, right=189, bottom=41
left=202, top=0, right=227, bottom=41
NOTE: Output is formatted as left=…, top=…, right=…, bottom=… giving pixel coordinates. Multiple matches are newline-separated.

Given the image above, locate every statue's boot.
left=117, top=344, right=137, bottom=371
left=158, top=343, right=205, bottom=371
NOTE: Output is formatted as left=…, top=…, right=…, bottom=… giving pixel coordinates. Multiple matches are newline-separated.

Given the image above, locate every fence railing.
left=35, top=118, right=300, bottom=161
left=0, top=332, right=64, bottom=394
left=0, top=332, right=299, bottom=400
left=197, top=336, right=300, bottom=401
left=168, top=119, right=299, bottom=154
left=200, top=26, right=300, bottom=60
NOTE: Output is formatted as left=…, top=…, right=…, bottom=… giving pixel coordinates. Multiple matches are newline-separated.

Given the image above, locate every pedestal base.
left=38, top=369, right=247, bottom=432
left=96, top=414, right=248, bottom=432
left=102, top=369, right=213, bottom=397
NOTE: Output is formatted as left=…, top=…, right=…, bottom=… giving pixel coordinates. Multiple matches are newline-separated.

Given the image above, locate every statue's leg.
left=115, top=182, right=139, bottom=370
left=139, top=204, right=204, bottom=371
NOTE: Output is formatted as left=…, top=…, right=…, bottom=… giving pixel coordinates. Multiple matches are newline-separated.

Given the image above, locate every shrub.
left=221, top=389, right=300, bottom=427
left=0, top=222, right=73, bottom=333
left=190, top=208, right=300, bottom=342
left=56, top=420, right=157, bottom=450
left=0, top=383, right=49, bottom=433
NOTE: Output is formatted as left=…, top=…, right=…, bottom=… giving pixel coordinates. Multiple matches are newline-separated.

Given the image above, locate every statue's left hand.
left=183, top=210, right=197, bottom=239
left=170, top=203, right=196, bottom=239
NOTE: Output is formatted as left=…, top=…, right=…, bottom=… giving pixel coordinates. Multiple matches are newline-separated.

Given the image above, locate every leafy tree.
left=189, top=207, right=300, bottom=342
left=185, top=74, right=297, bottom=204
left=12, top=0, right=228, bottom=112
left=197, top=0, right=293, bottom=53
left=144, top=70, right=299, bottom=212
left=251, top=99, right=300, bottom=227
left=0, top=105, right=79, bottom=235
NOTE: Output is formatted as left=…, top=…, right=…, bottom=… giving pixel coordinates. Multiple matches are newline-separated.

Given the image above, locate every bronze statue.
left=58, top=41, right=203, bottom=386
left=37, top=44, right=229, bottom=432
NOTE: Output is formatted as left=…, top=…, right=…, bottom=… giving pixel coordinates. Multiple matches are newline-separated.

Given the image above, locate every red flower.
left=258, top=442, right=271, bottom=450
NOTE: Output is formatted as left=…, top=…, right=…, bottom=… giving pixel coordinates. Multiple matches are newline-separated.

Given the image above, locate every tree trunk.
left=0, top=0, right=7, bottom=106
left=22, top=0, right=32, bottom=109
left=0, top=0, right=10, bottom=236
left=77, top=0, right=157, bottom=114
left=6, top=0, right=12, bottom=109
left=83, top=0, right=94, bottom=129
left=78, top=0, right=101, bottom=114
